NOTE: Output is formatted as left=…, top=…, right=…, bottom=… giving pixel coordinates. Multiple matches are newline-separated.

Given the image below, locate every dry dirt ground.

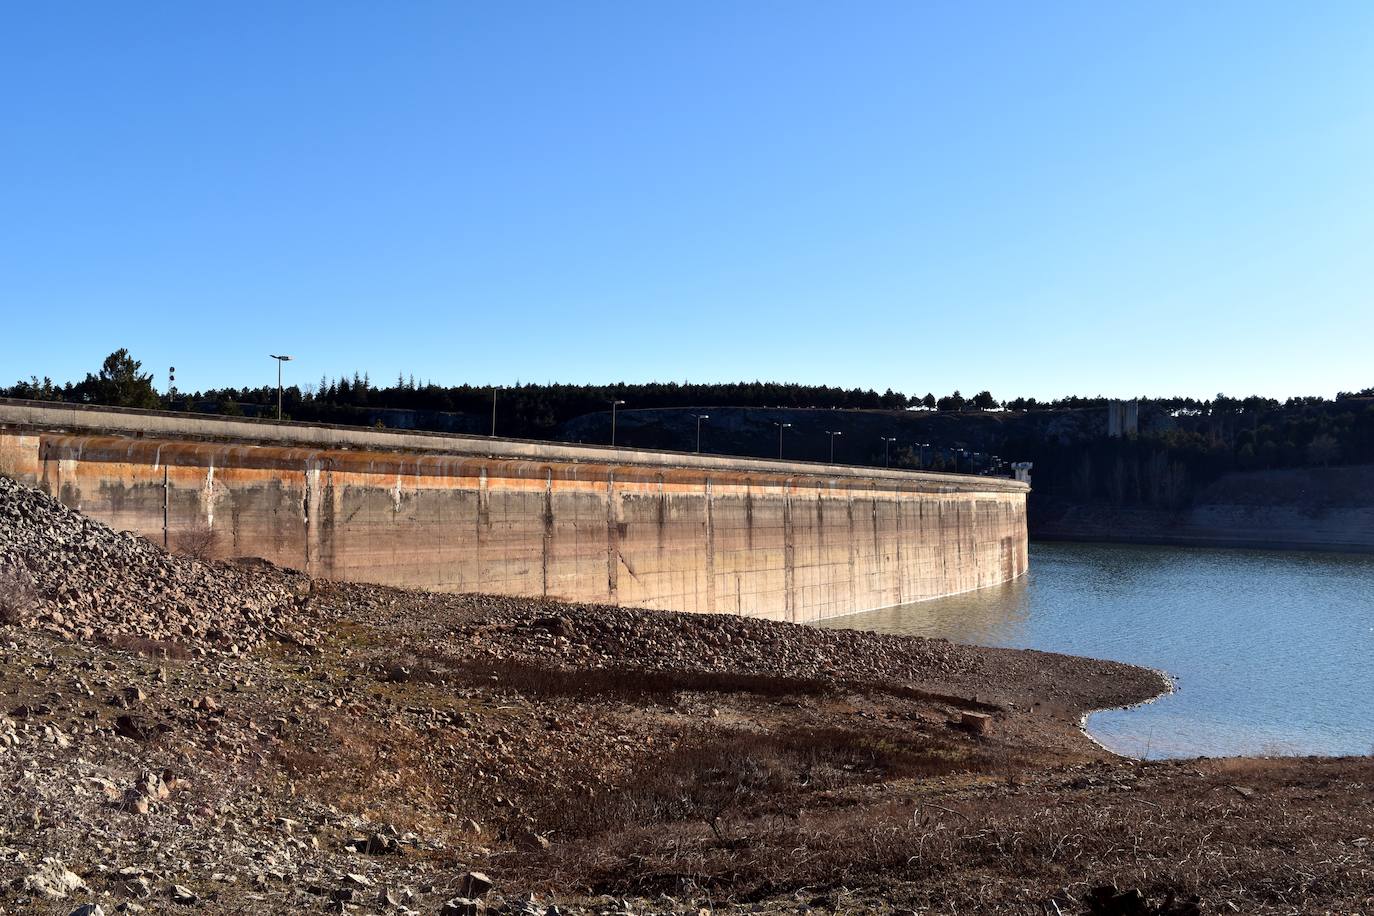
left=1, top=476, right=1371, bottom=916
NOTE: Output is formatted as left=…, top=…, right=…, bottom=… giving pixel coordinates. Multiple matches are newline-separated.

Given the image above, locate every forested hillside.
left=6, top=349, right=1373, bottom=519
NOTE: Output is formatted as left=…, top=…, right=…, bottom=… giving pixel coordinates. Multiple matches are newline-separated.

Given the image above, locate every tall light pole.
left=917, top=442, right=930, bottom=469
left=825, top=430, right=842, bottom=463
left=269, top=355, right=293, bottom=420
left=881, top=436, right=897, bottom=468
left=773, top=421, right=792, bottom=459
left=490, top=386, right=498, bottom=437
left=610, top=399, right=626, bottom=446
left=692, top=414, right=710, bottom=453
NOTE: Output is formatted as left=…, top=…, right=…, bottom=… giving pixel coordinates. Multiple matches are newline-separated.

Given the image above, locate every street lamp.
left=917, top=442, right=930, bottom=469
left=825, top=430, right=843, bottom=463
left=490, top=386, right=499, bottom=437
left=610, top=399, right=626, bottom=446
left=773, top=421, right=792, bottom=459
left=269, top=355, right=293, bottom=420
left=881, top=436, right=897, bottom=468
left=692, top=414, right=710, bottom=454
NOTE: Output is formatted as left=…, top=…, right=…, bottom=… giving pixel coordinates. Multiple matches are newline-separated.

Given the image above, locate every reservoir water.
left=821, top=542, right=1374, bottom=759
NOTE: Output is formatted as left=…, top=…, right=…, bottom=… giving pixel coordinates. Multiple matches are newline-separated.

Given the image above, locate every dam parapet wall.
left=0, top=399, right=1028, bottom=623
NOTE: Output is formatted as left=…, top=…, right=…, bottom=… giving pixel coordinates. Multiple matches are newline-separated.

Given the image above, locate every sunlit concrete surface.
left=0, top=399, right=1028, bottom=623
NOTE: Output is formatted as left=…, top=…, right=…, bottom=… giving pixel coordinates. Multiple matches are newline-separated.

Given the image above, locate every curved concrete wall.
left=0, top=400, right=1028, bottom=623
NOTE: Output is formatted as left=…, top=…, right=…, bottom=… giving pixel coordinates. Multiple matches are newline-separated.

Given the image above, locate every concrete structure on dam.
left=0, top=399, right=1029, bottom=624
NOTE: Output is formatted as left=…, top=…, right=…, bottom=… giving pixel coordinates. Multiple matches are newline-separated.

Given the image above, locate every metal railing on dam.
left=0, top=398, right=1028, bottom=623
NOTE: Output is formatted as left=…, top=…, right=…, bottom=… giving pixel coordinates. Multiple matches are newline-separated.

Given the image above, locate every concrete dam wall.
left=0, top=400, right=1029, bottom=623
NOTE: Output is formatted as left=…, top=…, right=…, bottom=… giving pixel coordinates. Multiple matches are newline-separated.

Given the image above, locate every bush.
left=0, top=567, right=36, bottom=625
left=172, top=524, right=221, bottom=562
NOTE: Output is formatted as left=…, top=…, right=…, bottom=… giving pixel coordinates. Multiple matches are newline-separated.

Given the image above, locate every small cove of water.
left=820, top=542, right=1374, bottom=758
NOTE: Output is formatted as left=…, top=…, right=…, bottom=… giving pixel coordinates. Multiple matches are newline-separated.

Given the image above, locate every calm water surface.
left=820, top=542, right=1374, bottom=758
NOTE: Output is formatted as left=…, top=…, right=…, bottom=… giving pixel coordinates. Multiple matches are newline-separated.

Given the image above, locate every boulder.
left=24, top=857, right=89, bottom=899
left=114, top=714, right=150, bottom=742
left=169, top=884, right=199, bottom=905
left=457, top=871, right=493, bottom=898
left=960, top=711, right=992, bottom=736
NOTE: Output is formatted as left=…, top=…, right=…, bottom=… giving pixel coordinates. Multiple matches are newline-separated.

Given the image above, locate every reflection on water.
left=821, top=542, right=1374, bottom=759
left=836, top=577, right=1035, bottom=645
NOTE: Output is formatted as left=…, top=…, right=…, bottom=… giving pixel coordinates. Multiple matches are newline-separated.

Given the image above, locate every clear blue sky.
left=3, top=2, right=1372, bottom=400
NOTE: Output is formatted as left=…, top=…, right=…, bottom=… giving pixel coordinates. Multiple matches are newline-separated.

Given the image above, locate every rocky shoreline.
left=1, top=475, right=1371, bottom=915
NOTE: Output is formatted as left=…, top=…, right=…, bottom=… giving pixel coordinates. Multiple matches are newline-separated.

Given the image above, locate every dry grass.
left=382, top=650, right=840, bottom=703
left=534, top=726, right=990, bottom=841
left=521, top=762, right=1374, bottom=911
left=270, top=709, right=447, bottom=835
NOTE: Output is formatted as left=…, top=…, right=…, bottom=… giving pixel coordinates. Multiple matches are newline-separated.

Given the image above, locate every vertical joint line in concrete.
left=542, top=467, right=553, bottom=598
left=895, top=489, right=905, bottom=606
left=783, top=478, right=796, bottom=623
left=303, top=465, right=312, bottom=572
left=704, top=478, right=715, bottom=614
left=605, top=471, right=619, bottom=602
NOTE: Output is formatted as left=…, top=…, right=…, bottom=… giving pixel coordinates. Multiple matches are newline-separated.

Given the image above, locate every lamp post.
left=269, top=355, right=293, bottom=420
left=692, top=414, right=710, bottom=453
left=881, top=436, right=897, bottom=468
left=610, top=399, right=626, bottom=446
left=917, top=442, right=930, bottom=469
left=825, top=430, right=842, bottom=463
left=773, top=421, right=792, bottom=459
left=490, top=387, right=498, bottom=437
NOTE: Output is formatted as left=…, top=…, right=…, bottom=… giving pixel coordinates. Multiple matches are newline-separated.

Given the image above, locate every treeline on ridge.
left=5, top=350, right=1374, bottom=513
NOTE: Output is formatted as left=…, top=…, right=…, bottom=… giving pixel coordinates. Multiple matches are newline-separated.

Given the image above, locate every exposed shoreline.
left=2, top=475, right=1372, bottom=915
left=1077, top=668, right=1178, bottom=760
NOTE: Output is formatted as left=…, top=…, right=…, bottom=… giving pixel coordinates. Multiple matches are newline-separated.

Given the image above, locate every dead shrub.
left=0, top=566, right=37, bottom=625
left=106, top=633, right=193, bottom=660
left=270, top=712, right=437, bottom=831
left=172, top=523, right=221, bottom=562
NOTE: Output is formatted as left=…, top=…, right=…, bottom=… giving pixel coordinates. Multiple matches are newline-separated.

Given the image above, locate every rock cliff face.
left=1032, top=464, right=1374, bottom=552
